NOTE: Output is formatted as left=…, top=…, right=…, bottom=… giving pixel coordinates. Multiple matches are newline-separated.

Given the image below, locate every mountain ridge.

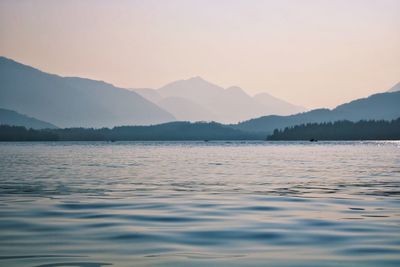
left=2, top=56, right=396, bottom=130
left=134, top=76, right=306, bottom=123
left=233, top=90, right=400, bottom=134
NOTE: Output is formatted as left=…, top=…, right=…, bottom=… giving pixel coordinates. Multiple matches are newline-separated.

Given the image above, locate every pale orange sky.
left=0, top=0, right=399, bottom=109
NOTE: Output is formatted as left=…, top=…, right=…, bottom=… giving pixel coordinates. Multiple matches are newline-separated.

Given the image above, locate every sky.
left=0, top=0, right=399, bottom=109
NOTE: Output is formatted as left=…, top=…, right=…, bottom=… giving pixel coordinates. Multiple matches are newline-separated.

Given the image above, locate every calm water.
left=0, top=141, right=399, bottom=267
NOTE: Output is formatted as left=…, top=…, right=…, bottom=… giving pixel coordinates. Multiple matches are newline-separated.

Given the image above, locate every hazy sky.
left=0, top=0, right=399, bottom=108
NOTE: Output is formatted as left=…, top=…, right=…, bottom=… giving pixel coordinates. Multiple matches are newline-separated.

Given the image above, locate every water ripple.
left=0, top=141, right=399, bottom=266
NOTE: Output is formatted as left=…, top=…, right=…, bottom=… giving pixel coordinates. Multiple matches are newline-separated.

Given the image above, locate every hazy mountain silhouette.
left=0, top=56, right=304, bottom=126
left=0, top=57, right=175, bottom=128
left=387, top=82, right=400, bottom=92
left=4, top=56, right=393, bottom=132
left=134, top=86, right=219, bottom=122
left=0, top=108, right=57, bottom=129
left=135, top=76, right=305, bottom=123
left=234, top=90, right=400, bottom=133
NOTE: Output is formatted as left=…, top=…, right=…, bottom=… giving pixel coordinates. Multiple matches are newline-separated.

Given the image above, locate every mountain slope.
left=0, top=108, right=57, bottom=129
left=157, top=97, right=217, bottom=122
left=253, top=92, right=306, bottom=116
left=132, top=88, right=163, bottom=103
left=234, top=91, right=400, bottom=134
left=334, top=91, right=400, bottom=120
left=0, top=57, right=175, bottom=128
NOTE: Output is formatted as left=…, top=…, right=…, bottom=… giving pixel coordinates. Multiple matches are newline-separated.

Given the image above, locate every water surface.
left=0, top=141, right=399, bottom=266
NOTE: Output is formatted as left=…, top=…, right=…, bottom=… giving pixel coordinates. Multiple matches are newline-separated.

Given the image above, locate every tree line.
left=1, top=118, right=399, bottom=141
left=267, top=118, right=400, bottom=140
left=0, top=121, right=262, bottom=141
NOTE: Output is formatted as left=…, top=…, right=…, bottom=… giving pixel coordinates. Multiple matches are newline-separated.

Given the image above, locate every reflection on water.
left=0, top=141, right=399, bottom=267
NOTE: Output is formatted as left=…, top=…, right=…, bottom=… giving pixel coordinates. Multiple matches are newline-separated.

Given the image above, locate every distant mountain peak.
left=161, top=76, right=219, bottom=89
left=225, top=86, right=247, bottom=96
left=388, top=82, right=400, bottom=92
left=187, top=76, right=205, bottom=81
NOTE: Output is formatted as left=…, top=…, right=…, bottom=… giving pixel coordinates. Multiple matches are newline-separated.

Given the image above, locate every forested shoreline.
left=0, top=122, right=262, bottom=141
left=267, top=118, right=400, bottom=140
left=1, top=118, right=399, bottom=141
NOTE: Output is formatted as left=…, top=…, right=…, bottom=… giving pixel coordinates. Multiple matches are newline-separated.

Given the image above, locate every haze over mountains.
left=0, top=56, right=398, bottom=134
left=0, top=57, right=305, bottom=127
left=133, top=77, right=305, bottom=123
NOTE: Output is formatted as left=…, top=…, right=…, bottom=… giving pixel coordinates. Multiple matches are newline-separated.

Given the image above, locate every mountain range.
left=0, top=56, right=398, bottom=133
left=0, top=56, right=305, bottom=127
left=133, top=77, right=305, bottom=123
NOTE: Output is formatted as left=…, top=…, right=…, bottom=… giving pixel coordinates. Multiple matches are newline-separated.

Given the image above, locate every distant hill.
left=333, top=91, right=400, bottom=120
left=134, top=77, right=305, bottom=123
left=0, top=57, right=175, bottom=128
left=0, top=108, right=57, bottom=129
left=233, top=91, right=400, bottom=134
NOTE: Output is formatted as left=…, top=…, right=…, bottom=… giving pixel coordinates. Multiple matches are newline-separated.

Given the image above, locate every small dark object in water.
left=110, top=140, right=116, bottom=142
left=204, top=140, right=209, bottom=142
left=309, top=139, right=318, bottom=142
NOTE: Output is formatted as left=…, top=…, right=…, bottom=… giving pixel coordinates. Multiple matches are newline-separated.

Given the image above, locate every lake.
left=0, top=141, right=399, bottom=267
